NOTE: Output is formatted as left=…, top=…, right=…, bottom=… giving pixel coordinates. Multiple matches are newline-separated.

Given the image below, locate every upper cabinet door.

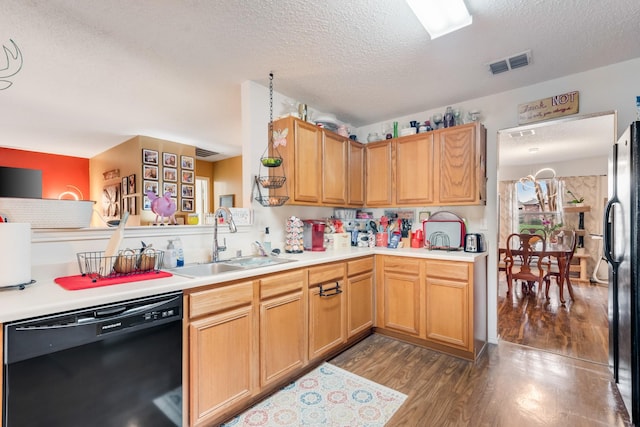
left=436, top=123, right=486, bottom=205
left=322, top=132, right=348, bottom=205
left=395, top=133, right=435, bottom=205
left=293, top=120, right=322, bottom=204
left=365, top=140, right=393, bottom=206
left=347, top=141, right=365, bottom=206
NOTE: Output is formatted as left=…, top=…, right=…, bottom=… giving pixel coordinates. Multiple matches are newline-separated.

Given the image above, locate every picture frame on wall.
left=128, top=174, right=136, bottom=194
left=143, top=165, right=158, bottom=180
left=142, top=149, right=159, bottom=165
left=181, top=170, right=194, bottom=184
left=181, top=155, right=194, bottom=170
left=121, top=177, right=128, bottom=195
left=182, top=198, right=194, bottom=212
left=143, top=180, right=159, bottom=195
left=163, top=182, right=178, bottom=197
left=163, top=152, right=177, bottom=168
left=219, top=194, right=235, bottom=208
left=143, top=195, right=151, bottom=211
left=102, top=184, right=120, bottom=219
left=181, top=184, right=194, bottom=198
left=127, top=197, right=137, bottom=215
left=163, top=167, right=177, bottom=182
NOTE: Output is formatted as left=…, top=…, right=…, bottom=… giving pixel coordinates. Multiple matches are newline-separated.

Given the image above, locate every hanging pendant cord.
left=269, top=72, right=274, bottom=145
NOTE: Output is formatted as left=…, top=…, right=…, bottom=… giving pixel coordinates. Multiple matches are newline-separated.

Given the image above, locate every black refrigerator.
left=604, top=120, right=640, bottom=424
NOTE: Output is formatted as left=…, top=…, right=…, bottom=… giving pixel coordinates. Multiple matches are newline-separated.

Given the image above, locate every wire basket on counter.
left=77, top=249, right=164, bottom=281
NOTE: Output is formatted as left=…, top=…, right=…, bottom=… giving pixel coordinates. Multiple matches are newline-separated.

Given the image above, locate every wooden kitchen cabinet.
left=435, top=122, right=486, bottom=205
left=375, top=255, right=487, bottom=360
left=375, top=256, right=424, bottom=337
left=365, top=140, right=394, bottom=206
left=425, top=259, right=471, bottom=351
left=348, top=140, right=365, bottom=206
left=308, top=262, right=347, bottom=360
left=258, top=270, right=307, bottom=387
left=322, top=131, right=348, bottom=205
left=272, top=116, right=364, bottom=207
left=364, top=123, right=486, bottom=207
left=186, top=281, right=257, bottom=427
left=395, top=132, right=435, bottom=205
left=346, top=257, right=374, bottom=337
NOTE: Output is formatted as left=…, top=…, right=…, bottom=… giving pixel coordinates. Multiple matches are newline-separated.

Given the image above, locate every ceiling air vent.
left=195, top=147, right=219, bottom=158
left=488, top=50, right=531, bottom=75
left=489, top=60, right=509, bottom=75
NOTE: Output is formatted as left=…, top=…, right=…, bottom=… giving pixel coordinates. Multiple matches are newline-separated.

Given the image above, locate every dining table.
left=500, top=242, right=575, bottom=303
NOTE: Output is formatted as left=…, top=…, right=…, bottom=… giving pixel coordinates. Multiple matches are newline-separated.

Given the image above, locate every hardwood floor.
left=330, top=334, right=630, bottom=426
left=498, top=273, right=609, bottom=364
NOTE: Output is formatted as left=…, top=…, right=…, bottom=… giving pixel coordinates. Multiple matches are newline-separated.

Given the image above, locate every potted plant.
left=566, top=189, right=585, bottom=207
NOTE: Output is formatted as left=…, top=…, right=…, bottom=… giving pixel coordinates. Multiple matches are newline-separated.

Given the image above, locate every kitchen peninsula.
left=1, top=240, right=486, bottom=427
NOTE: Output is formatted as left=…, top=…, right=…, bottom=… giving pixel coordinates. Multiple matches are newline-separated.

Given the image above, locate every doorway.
left=496, top=111, right=616, bottom=364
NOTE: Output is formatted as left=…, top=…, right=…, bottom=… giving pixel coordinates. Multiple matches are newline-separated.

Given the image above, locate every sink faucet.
left=212, top=207, right=237, bottom=262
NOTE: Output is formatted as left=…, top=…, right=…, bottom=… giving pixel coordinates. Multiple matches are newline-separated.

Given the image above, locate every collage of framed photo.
left=141, top=148, right=196, bottom=214
left=180, top=155, right=195, bottom=212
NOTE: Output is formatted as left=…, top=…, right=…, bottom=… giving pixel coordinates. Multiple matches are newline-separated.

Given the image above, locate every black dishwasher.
left=3, top=291, right=183, bottom=427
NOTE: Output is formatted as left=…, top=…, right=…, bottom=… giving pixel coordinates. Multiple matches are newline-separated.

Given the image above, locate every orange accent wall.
left=0, top=148, right=90, bottom=200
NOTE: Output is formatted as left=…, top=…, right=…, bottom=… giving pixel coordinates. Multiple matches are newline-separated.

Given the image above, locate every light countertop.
left=0, top=247, right=487, bottom=323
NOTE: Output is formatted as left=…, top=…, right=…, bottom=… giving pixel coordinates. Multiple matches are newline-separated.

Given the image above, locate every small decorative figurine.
left=147, top=191, right=177, bottom=225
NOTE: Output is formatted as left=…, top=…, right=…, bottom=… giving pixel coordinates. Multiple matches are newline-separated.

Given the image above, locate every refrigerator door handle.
left=603, top=198, right=620, bottom=267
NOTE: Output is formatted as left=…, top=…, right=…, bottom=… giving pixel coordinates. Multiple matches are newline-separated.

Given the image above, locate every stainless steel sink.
left=221, top=256, right=297, bottom=268
left=168, top=262, right=244, bottom=277
left=168, top=256, right=296, bottom=278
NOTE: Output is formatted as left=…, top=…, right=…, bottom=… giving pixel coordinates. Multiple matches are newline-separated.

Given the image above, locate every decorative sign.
left=518, top=91, right=579, bottom=125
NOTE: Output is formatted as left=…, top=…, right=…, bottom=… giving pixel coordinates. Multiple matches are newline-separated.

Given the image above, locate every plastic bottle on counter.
left=164, top=239, right=177, bottom=268
left=174, top=237, right=184, bottom=267
left=263, top=227, right=272, bottom=254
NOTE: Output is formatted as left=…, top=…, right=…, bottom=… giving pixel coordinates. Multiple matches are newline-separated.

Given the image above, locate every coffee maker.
left=303, top=220, right=326, bottom=251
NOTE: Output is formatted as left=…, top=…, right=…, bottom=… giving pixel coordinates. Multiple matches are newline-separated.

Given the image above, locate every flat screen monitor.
left=0, top=166, right=43, bottom=198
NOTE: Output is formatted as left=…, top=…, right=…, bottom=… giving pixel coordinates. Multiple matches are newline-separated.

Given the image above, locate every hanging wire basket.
left=254, top=195, right=289, bottom=207
left=260, top=156, right=283, bottom=167
left=257, top=175, right=286, bottom=189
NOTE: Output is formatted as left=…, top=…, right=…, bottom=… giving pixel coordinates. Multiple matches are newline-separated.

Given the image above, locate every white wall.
left=241, top=57, right=640, bottom=345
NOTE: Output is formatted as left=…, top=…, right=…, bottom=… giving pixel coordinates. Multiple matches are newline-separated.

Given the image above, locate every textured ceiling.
left=1, top=0, right=640, bottom=159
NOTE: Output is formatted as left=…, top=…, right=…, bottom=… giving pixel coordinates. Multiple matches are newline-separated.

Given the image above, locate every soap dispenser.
left=164, top=239, right=177, bottom=268
left=174, top=237, right=184, bottom=267
left=263, top=227, right=272, bottom=254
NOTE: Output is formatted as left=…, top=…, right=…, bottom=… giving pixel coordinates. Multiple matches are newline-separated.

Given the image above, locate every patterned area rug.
left=222, top=363, right=407, bottom=426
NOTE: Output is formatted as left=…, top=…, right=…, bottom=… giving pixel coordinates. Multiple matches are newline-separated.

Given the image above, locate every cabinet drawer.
left=382, top=256, right=421, bottom=275
left=259, top=269, right=305, bottom=300
left=189, top=280, right=254, bottom=318
left=425, top=260, right=469, bottom=281
left=308, top=262, right=345, bottom=285
left=347, top=257, right=374, bottom=277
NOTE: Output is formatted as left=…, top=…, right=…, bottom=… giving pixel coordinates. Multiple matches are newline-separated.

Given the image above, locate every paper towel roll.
left=0, top=223, right=31, bottom=287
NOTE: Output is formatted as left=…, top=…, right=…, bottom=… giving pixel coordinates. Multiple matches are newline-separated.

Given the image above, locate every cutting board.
left=423, top=211, right=466, bottom=249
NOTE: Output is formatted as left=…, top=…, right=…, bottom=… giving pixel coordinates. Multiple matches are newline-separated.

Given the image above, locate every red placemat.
left=55, top=270, right=173, bottom=291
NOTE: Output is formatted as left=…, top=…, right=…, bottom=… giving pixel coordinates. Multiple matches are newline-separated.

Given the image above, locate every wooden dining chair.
left=544, top=229, right=578, bottom=301
left=504, top=233, right=549, bottom=295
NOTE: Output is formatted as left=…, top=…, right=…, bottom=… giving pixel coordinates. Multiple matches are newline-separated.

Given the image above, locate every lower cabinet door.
left=382, top=270, right=422, bottom=336
left=189, top=305, right=255, bottom=427
left=260, top=291, right=306, bottom=387
left=425, top=276, right=470, bottom=350
left=347, top=272, right=373, bottom=337
left=308, top=282, right=346, bottom=360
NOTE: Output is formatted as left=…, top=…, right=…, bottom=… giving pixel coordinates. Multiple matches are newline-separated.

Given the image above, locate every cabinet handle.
left=320, top=282, right=342, bottom=297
